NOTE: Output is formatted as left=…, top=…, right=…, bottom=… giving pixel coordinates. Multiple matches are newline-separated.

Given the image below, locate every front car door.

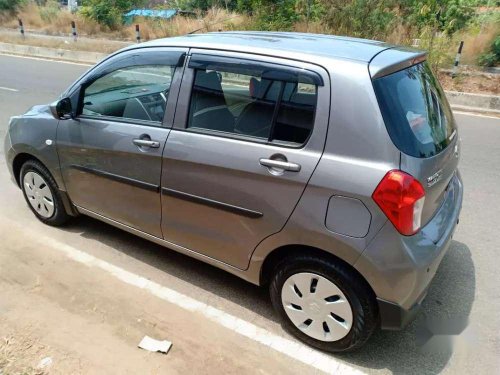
left=161, top=51, right=330, bottom=269
left=57, top=48, right=187, bottom=237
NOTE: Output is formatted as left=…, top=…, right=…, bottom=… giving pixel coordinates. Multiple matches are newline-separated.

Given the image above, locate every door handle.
left=259, top=158, right=301, bottom=172
left=133, top=139, right=160, bottom=148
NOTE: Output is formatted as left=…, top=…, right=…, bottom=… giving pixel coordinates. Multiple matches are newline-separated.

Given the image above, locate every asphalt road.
left=0, top=54, right=499, bottom=374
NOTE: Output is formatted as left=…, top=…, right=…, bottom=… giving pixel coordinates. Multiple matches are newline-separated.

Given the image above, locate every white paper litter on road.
left=138, top=336, right=172, bottom=354
left=37, top=357, right=53, bottom=369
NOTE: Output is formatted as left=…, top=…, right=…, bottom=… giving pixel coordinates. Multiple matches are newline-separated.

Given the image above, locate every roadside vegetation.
left=0, top=0, right=499, bottom=70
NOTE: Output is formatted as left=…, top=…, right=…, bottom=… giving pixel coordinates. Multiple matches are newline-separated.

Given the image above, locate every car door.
left=57, top=48, right=187, bottom=237
left=160, top=51, right=330, bottom=269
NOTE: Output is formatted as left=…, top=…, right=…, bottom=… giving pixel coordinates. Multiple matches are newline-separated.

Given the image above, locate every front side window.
left=82, top=64, right=175, bottom=123
left=187, top=64, right=318, bottom=146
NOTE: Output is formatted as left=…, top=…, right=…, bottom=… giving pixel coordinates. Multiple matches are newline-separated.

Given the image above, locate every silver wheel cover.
left=281, top=272, right=353, bottom=342
left=23, top=171, right=55, bottom=218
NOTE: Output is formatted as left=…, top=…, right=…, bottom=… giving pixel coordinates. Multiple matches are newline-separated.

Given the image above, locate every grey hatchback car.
left=4, top=32, right=463, bottom=352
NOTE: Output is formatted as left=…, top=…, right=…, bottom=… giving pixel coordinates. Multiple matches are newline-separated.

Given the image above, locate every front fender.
left=9, top=105, right=65, bottom=190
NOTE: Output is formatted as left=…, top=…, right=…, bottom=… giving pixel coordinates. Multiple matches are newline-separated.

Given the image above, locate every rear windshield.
left=373, top=62, right=456, bottom=158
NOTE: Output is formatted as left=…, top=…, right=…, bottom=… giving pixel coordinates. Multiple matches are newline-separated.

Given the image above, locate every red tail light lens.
left=372, top=170, right=426, bottom=236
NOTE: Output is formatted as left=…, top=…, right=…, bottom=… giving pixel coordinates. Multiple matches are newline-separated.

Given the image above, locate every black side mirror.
left=50, top=97, right=73, bottom=120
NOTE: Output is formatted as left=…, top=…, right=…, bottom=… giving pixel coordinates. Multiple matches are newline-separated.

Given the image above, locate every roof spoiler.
left=369, top=47, right=427, bottom=80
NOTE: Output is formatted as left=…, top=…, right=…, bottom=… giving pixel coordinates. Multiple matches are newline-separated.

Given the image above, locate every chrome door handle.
left=259, top=158, right=301, bottom=172
left=133, top=139, right=160, bottom=148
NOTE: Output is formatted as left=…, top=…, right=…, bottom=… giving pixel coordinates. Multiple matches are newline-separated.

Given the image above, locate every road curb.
left=0, top=42, right=107, bottom=64
left=1, top=42, right=499, bottom=114
left=450, top=104, right=500, bottom=117
left=445, top=91, right=500, bottom=114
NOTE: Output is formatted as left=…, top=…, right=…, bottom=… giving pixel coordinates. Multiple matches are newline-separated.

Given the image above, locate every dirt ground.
left=438, top=70, right=500, bottom=95
left=0, top=215, right=319, bottom=375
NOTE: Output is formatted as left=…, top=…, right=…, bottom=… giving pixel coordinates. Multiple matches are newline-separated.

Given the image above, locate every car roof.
left=136, top=31, right=395, bottom=63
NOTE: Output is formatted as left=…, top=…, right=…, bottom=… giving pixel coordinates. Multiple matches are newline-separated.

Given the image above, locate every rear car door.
left=57, top=48, right=187, bottom=237
left=160, top=51, right=330, bottom=269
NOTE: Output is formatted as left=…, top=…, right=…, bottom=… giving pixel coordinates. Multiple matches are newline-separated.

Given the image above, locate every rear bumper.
left=355, top=172, right=463, bottom=330
left=377, top=294, right=424, bottom=330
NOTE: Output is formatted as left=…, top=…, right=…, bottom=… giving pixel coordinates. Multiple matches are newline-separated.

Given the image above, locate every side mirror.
left=50, top=98, right=73, bottom=120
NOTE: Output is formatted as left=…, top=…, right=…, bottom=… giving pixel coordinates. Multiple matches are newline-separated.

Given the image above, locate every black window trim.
left=184, top=56, right=319, bottom=149
left=77, top=113, right=167, bottom=128
left=188, top=54, right=324, bottom=86
left=178, top=126, right=312, bottom=150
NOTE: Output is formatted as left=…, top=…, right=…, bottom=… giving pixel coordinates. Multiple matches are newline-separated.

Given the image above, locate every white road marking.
left=453, top=111, right=500, bottom=120
left=7, top=218, right=364, bottom=374
left=0, top=53, right=93, bottom=66
left=0, top=86, right=19, bottom=92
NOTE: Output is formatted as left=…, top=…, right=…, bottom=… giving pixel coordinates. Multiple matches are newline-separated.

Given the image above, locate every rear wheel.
left=20, top=160, right=70, bottom=226
left=269, top=255, right=378, bottom=352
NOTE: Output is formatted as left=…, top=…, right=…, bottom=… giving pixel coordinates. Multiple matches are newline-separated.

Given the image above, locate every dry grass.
left=293, top=20, right=332, bottom=34
left=0, top=335, right=45, bottom=375
left=459, top=25, right=499, bottom=65
left=0, top=2, right=108, bottom=37
left=0, top=4, right=249, bottom=41
left=120, top=8, right=249, bottom=40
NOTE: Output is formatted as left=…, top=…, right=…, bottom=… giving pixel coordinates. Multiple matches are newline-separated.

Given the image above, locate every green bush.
left=167, top=0, right=240, bottom=11
left=252, top=0, right=299, bottom=31
left=478, top=35, right=500, bottom=67
left=407, top=0, right=475, bottom=35
left=0, top=0, right=26, bottom=12
left=318, top=0, right=397, bottom=39
left=80, top=0, right=146, bottom=29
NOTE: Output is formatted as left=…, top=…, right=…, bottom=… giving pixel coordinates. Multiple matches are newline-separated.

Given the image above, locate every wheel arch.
left=13, top=153, right=77, bottom=217
left=260, top=244, right=375, bottom=297
left=12, top=153, right=45, bottom=187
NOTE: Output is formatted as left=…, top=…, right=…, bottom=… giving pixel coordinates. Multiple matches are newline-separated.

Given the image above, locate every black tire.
left=269, top=254, right=379, bottom=353
left=20, top=159, right=70, bottom=226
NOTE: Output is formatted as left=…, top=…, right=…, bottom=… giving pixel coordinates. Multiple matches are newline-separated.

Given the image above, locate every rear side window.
left=187, top=65, right=318, bottom=146
left=373, top=63, right=456, bottom=158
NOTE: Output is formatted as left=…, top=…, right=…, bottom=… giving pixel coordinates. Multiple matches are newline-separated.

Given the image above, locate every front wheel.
left=20, top=160, right=70, bottom=226
left=269, top=255, right=379, bottom=352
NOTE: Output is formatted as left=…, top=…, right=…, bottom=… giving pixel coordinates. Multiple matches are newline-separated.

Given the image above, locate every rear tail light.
left=372, top=170, right=426, bottom=236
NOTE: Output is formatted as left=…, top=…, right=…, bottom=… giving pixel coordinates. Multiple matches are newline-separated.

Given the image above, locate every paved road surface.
left=1, top=54, right=499, bottom=374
